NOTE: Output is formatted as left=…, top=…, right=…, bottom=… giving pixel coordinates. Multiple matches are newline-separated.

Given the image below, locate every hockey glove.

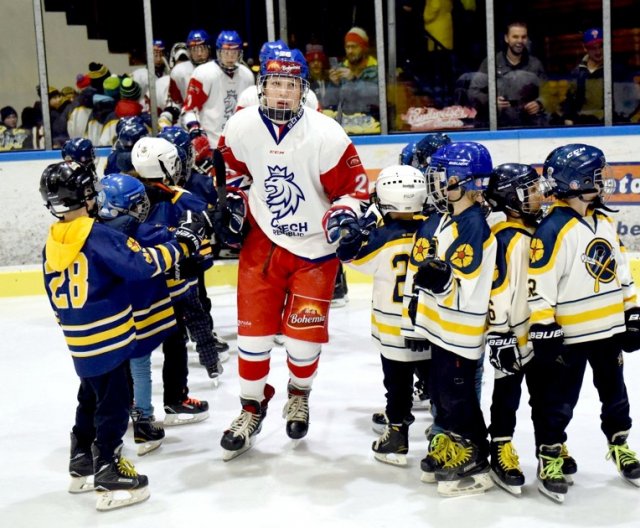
left=413, top=257, right=452, bottom=294
left=487, top=331, right=521, bottom=375
left=171, top=256, right=201, bottom=281
left=322, top=207, right=359, bottom=245
left=619, top=307, right=640, bottom=353
left=335, top=212, right=376, bottom=262
left=159, top=105, right=181, bottom=126
left=407, top=294, right=419, bottom=325
left=405, top=337, right=430, bottom=352
left=175, top=210, right=206, bottom=254
left=205, top=190, right=248, bottom=248
left=529, top=322, right=569, bottom=367
left=191, top=135, right=214, bottom=175
left=187, top=121, right=206, bottom=139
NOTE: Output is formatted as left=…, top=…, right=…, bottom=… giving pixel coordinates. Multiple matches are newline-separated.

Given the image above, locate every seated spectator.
left=0, top=105, right=32, bottom=150
left=561, top=28, right=604, bottom=125
left=49, top=87, right=72, bottom=148
left=468, top=21, right=549, bottom=128
left=328, top=26, right=380, bottom=133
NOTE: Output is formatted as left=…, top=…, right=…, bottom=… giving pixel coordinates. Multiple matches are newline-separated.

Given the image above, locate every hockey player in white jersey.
left=335, top=164, right=430, bottom=466
left=182, top=30, right=255, bottom=148
left=168, top=29, right=211, bottom=106
left=402, top=142, right=496, bottom=497
left=528, top=144, right=640, bottom=502
left=213, top=47, right=368, bottom=460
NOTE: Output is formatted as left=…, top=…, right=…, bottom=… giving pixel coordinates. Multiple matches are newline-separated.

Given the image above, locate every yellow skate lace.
left=539, top=453, right=564, bottom=481
left=560, top=443, right=572, bottom=459
left=117, top=456, right=139, bottom=478
left=429, top=433, right=455, bottom=464
left=442, top=439, right=473, bottom=469
left=498, top=442, right=522, bottom=471
left=606, top=443, right=639, bottom=470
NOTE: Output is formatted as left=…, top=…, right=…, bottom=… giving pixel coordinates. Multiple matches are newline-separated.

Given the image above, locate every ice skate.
left=68, top=433, right=94, bottom=493
left=606, top=431, right=640, bottom=487
left=490, top=437, right=524, bottom=496
left=435, top=433, right=493, bottom=497
left=560, top=443, right=577, bottom=485
left=412, top=379, right=431, bottom=411
left=283, top=383, right=310, bottom=443
left=331, top=271, right=349, bottom=308
left=420, top=432, right=454, bottom=483
left=212, top=331, right=230, bottom=363
left=131, top=411, right=165, bottom=456
left=163, top=397, right=209, bottom=426
left=371, top=412, right=414, bottom=435
left=92, top=444, right=150, bottom=511
left=372, top=423, right=409, bottom=466
left=206, top=358, right=224, bottom=388
left=537, top=443, right=569, bottom=504
left=221, top=384, right=275, bottom=461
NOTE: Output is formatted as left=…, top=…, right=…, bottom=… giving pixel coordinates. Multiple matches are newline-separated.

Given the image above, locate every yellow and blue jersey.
left=528, top=202, right=635, bottom=344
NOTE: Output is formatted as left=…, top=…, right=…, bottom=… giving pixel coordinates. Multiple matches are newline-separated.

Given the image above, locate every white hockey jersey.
left=168, top=61, right=194, bottom=105
left=219, top=105, right=367, bottom=261
left=528, top=202, right=636, bottom=344
left=402, top=204, right=497, bottom=360
left=182, top=61, right=255, bottom=148
left=236, top=85, right=320, bottom=112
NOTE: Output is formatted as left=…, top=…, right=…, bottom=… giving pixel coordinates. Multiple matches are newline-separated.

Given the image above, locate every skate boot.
left=163, top=397, right=209, bottom=426
left=537, top=443, right=569, bottom=503
left=92, top=444, right=150, bottom=511
left=420, top=432, right=454, bottom=483
left=434, top=433, right=493, bottom=497
left=331, top=269, right=349, bottom=308
left=283, top=383, right=311, bottom=441
left=221, top=384, right=275, bottom=461
left=490, top=437, right=525, bottom=496
left=606, top=430, right=640, bottom=487
left=412, top=379, right=431, bottom=411
left=68, top=432, right=94, bottom=493
left=372, top=423, right=409, bottom=466
left=560, top=443, right=577, bottom=484
left=131, top=410, right=165, bottom=456
left=205, top=358, right=224, bottom=387
left=371, top=411, right=415, bottom=435
left=212, top=332, right=230, bottom=362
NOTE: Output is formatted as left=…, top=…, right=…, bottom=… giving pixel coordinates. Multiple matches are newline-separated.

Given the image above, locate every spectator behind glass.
left=306, top=48, right=339, bottom=111
left=561, top=28, right=604, bottom=126
left=468, top=21, right=548, bottom=128
left=0, top=105, right=32, bottom=150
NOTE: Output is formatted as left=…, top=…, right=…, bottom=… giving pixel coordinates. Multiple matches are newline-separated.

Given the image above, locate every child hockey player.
left=40, top=161, right=202, bottom=510
left=402, top=141, right=496, bottom=497
left=528, top=143, right=640, bottom=503
left=336, top=164, right=430, bottom=466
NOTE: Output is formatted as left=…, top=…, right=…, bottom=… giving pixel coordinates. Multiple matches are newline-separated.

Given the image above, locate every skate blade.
left=373, top=452, right=408, bottom=467
left=564, top=474, right=574, bottom=485
left=136, top=439, right=163, bottom=456
left=412, top=400, right=432, bottom=412
left=210, top=376, right=220, bottom=388
left=620, top=473, right=640, bottom=487
left=537, top=481, right=566, bottom=504
left=96, top=486, right=150, bottom=511
left=331, top=298, right=347, bottom=308
left=420, top=471, right=436, bottom=483
left=437, top=472, right=494, bottom=497
left=222, top=442, right=253, bottom=462
left=219, top=351, right=230, bottom=363
left=163, top=411, right=209, bottom=426
left=490, top=470, right=523, bottom=496
left=68, top=475, right=94, bottom=493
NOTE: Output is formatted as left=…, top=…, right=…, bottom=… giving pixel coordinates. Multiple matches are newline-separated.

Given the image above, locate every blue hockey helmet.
left=259, top=39, right=289, bottom=65
left=426, top=142, right=493, bottom=212
left=187, top=29, right=211, bottom=48
left=158, top=126, right=194, bottom=184
left=216, top=30, right=243, bottom=73
left=114, top=119, right=149, bottom=151
left=61, top=138, right=96, bottom=169
left=98, top=173, right=150, bottom=223
left=542, top=143, right=614, bottom=202
left=216, top=30, right=242, bottom=50
left=399, top=133, right=452, bottom=171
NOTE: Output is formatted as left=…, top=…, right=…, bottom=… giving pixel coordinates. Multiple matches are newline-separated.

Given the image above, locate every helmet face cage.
left=98, top=174, right=150, bottom=223
left=216, top=31, right=242, bottom=73
left=487, top=164, right=544, bottom=219
left=40, top=162, right=98, bottom=217
left=375, top=165, right=427, bottom=214
left=425, top=164, right=449, bottom=213
left=258, top=50, right=309, bottom=123
left=187, top=30, right=211, bottom=65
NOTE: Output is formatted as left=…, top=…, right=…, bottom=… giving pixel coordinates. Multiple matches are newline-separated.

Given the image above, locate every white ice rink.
left=1, top=283, right=640, bottom=527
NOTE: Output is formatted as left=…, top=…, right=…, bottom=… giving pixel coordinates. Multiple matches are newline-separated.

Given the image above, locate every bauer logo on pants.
left=286, top=294, right=330, bottom=330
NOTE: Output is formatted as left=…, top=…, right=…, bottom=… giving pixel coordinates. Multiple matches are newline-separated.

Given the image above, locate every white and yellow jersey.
left=488, top=220, right=535, bottom=377
left=403, top=204, right=496, bottom=360
left=347, top=216, right=427, bottom=362
left=528, top=202, right=635, bottom=344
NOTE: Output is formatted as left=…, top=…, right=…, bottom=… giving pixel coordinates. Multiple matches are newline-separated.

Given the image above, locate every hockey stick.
left=213, top=148, right=226, bottom=209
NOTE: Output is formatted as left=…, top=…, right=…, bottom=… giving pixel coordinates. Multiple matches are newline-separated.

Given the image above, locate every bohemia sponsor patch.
left=286, top=294, right=330, bottom=330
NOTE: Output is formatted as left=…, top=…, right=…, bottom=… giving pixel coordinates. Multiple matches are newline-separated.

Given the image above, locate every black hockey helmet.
left=486, top=163, right=544, bottom=224
left=40, top=161, right=98, bottom=218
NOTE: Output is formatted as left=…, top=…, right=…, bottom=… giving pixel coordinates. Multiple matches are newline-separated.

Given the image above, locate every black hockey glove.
left=175, top=210, right=205, bottom=254
left=619, top=307, right=640, bottom=353
left=335, top=212, right=376, bottom=262
left=529, top=322, right=569, bottom=367
left=171, top=256, right=201, bottom=281
left=204, top=191, right=248, bottom=248
left=407, top=294, right=419, bottom=325
left=323, top=207, right=360, bottom=245
left=413, top=257, right=452, bottom=294
left=405, top=337, right=430, bottom=352
left=487, top=331, right=521, bottom=375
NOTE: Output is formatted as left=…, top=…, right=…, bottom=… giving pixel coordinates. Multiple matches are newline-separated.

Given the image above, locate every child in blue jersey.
left=403, top=142, right=496, bottom=497
left=528, top=144, right=640, bottom=502
left=40, top=161, right=202, bottom=511
left=337, top=165, right=429, bottom=467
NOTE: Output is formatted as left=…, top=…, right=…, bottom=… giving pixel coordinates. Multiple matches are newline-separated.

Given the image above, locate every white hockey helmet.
left=374, top=164, right=427, bottom=213
left=131, top=137, right=182, bottom=184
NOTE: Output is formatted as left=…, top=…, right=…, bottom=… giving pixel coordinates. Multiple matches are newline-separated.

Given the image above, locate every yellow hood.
left=45, top=216, right=95, bottom=272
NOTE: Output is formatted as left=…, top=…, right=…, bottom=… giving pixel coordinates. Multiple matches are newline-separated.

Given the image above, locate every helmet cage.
left=258, top=73, right=309, bottom=123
